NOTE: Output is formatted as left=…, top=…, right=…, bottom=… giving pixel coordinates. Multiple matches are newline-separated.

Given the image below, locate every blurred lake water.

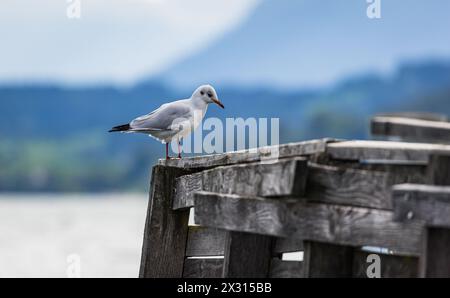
left=0, top=193, right=148, bottom=278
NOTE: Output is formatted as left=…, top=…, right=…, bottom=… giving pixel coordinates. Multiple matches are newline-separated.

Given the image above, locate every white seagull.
left=109, top=85, right=224, bottom=159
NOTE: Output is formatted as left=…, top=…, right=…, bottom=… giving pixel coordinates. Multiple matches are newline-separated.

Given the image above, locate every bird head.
left=192, top=85, right=224, bottom=109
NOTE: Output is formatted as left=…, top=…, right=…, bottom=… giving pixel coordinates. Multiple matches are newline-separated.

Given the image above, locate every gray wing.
left=130, top=100, right=192, bottom=132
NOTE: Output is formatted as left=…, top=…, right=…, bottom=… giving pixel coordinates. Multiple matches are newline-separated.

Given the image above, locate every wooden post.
left=303, top=241, right=354, bottom=278
left=423, top=154, right=450, bottom=277
left=139, top=165, right=191, bottom=278
left=222, top=232, right=273, bottom=278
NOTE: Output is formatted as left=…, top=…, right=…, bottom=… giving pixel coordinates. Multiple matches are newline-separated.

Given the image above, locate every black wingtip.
left=109, top=123, right=131, bottom=133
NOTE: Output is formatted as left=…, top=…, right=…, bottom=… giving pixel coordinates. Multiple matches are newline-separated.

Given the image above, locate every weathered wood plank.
left=159, top=138, right=335, bottom=169
left=139, top=166, right=192, bottom=278
left=182, top=258, right=224, bottom=278
left=327, top=140, right=450, bottom=163
left=306, top=163, right=393, bottom=209
left=372, top=112, right=448, bottom=122
left=393, top=183, right=450, bottom=277
left=185, top=226, right=226, bottom=257
left=272, top=238, right=304, bottom=255
left=352, top=250, right=419, bottom=278
left=424, top=228, right=450, bottom=278
left=426, top=154, right=450, bottom=185
left=173, top=172, right=203, bottom=210
left=222, top=232, right=273, bottom=278
left=173, top=158, right=308, bottom=210
left=371, top=116, right=450, bottom=144
left=194, top=192, right=424, bottom=256
left=303, top=241, right=354, bottom=278
left=269, top=259, right=303, bottom=278
left=393, top=184, right=450, bottom=228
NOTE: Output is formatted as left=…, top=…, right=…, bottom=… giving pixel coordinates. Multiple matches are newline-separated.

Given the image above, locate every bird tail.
left=109, top=123, right=131, bottom=133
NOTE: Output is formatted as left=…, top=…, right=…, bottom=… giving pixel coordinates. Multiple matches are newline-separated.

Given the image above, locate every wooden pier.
left=139, top=114, right=450, bottom=278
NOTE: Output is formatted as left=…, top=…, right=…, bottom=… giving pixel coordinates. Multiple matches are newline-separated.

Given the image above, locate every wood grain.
left=159, top=138, right=335, bottom=169
left=269, top=259, right=303, bottom=278
left=139, top=166, right=191, bottom=278
left=194, top=191, right=424, bottom=256
left=371, top=116, right=450, bottom=144
left=306, top=163, right=393, bottom=209
left=272, top=238, right=304, bottom=255
left=303, top=241, right=354, bottom=278
left=393, top=184, right=450, bottom=228
left=327, top=140, right=450, bottom=163
left=222, top=231, right=273, bottom=278
left=185, top=226, right=226, bottom=257
left=173, top=158, right=308, bottom=210
left=182, top=258, right=224, bottom=278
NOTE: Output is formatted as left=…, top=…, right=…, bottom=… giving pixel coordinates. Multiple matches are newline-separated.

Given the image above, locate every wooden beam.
left=173, top=172, right=203, bottom=210
left=269, top=259, right=303, bottom=278
left=159, top=138, right=335, bottom=169
left=183, top=258, right=224, bottom=278
left=426, top=154, right=450, bottom=185
left=272, top=238, right=304, bottom=256
left=222, top=232, right=273, bottom=278
left=393, top=154, right=450, bottom=277
left=139, top=166, right=191, bottom=278
left=194, top=191, right=424, bottom=256
left=185, top=226, right=227, bottom=257
left=303, top=241, right=354, bottom=278
left=424, top=228, right=450, bottom=278
left=327, top=140, right=450, bottom=163
left=393, top=184, right=450, bottom=228
left=372, top=112, right=448, bottom=122
left=371, top=116, right=450, bottom=144
left=173, top=158, right=308, bottom=210
left=306, top=163, right=393, bottom=209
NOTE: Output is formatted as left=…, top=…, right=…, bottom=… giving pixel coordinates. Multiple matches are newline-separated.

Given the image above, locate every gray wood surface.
left=426, top=154, right=450, bottom=185
left=173, top=158, right=308, bottom=210
left=173, top=172, right=203, bottom=210
left=303, top=241, right=354, bottom=278
left=182, top=258, right=224, bottom=278
left=222, top=231, right=273, bottom=278
left=306, top=163, right=393, bottom=209
left=371, top=116, right=450, bottom=144
left=327, top=140, right=450, bottom=163
left=424, top=228, right=450, bottom=278
left=393, top=184, right=450, bottom=228
left=272, top=238, right=304, bottom=255
left=159, top=138, right=335, bottom=168
left=372, top=112, right=448, bottom=122
left=194, top=191, right=424, bottom=256
left=139, top=166, right=191, bottom=278
left=185, top=226, right=227, bottom=257
left=269, top=259, right=303, bottom=278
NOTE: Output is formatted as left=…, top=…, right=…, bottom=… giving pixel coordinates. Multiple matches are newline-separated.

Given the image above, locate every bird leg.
left=165, top=143, right=170, bottom=160
left=178, top=139, right=182, bottom=159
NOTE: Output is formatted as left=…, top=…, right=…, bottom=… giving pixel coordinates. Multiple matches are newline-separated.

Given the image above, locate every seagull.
left=109, top=85, right=224, bottom=159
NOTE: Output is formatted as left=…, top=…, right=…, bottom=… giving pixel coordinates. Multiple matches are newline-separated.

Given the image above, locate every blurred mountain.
left=159, top=0, right=450, bottom=89
left=1, top=60, right=450, bottom=192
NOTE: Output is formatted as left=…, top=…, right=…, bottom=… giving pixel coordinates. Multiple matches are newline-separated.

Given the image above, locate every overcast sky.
left=0, top=0, right=259, bottom=86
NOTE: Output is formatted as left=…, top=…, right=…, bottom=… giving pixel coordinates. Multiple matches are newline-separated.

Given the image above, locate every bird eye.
left=207, top=92, right=212, bottom=98
left=200, top=91, right=205, bottom=96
